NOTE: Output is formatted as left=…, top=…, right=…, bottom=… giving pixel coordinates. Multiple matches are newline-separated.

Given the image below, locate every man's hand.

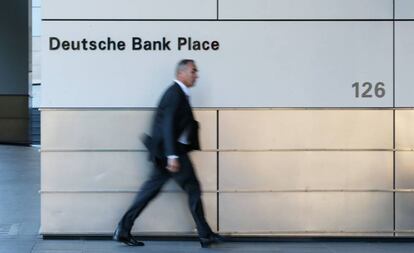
left=166, top=158, right=180, bottom=173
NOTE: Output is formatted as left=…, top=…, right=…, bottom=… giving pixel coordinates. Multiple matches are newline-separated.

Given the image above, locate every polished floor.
left=1, top=144, right=413, bottom=253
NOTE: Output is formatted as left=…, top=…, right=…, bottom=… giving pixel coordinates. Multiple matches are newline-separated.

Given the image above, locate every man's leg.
left=116, top=160, right=169, bottom=240
left=172, top=153, right=213, bottom=238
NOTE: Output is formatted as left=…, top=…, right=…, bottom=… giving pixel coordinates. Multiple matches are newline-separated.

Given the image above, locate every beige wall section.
left=220, top=151, right=393, bottom=191
left=396, top=152, right=414, bottom=189
left=396, top=110, right=414, bottom=149
left=42, top=151, right=217, bottom=192
left=220, top=192, right=393, bottom=233
left=393, top=111, right=414, bottom=235
left=41, top=108, right=399, bottom=235
left=41, top=110, right=216, bottom=150
left=216, top=109, right=395, bottom=235
left=41, top=110, right=152, bottom=150
left=219, top=0, right=392, bottom=20
left=41, top=109, right=217, bottom=234
left=43, top=0, right=217, bottom=20
left=396, top=152, right=414, bottom=235
left=41, top=193, right=216, bottom=234
left=396, top=193, right=414, bottom=234
left=219, top=110, right=393, bottom=150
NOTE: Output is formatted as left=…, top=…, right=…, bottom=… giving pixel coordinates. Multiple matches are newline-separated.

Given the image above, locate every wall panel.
left=42, top=21, right=392, bottom=108
left=219, top=110, right=393, bottom=150
left=395, top=0, right=414, bottom=19
left=220, top=151, right=392, bottom=190
left=43, top=0, right=217, bottom=20
left=220, top=193, right=393, bottom=233
left=396, top=152, right=414, bottom=189
left=396, top=110, right=414, bottom=149
left=219, top=0, right=392, bottom=20
left=396, top=193, right=414, bottom=233
left=395, top=22, right=414, bottom=107
left=41, top=110, right=216, bottom=150
left=42, top=151, right=217, bottom=191
left=41, top=192, right=216, bottom=234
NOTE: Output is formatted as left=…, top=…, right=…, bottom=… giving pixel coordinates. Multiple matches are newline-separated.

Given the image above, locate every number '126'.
left=352, top=82, right=385, bottom=98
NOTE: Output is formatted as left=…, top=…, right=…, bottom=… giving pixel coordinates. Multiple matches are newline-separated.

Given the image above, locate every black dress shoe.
left=113, top=227, right=144, bottom=246
left=209, top=233, right=225, bottom=243
left=199, top=233, right=225, bottom=248
left=199, top=237, right=213, bottom=248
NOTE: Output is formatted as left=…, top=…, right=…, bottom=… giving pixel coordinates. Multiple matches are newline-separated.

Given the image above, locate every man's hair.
left=175, top=59, right=195, bottom=76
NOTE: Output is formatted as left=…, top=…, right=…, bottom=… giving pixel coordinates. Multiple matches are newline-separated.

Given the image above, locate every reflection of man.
left=113, top=59, right=223, bottom=248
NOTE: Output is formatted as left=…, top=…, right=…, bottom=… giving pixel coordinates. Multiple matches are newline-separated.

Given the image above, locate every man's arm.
left=161, top=90, right=181, bottom=172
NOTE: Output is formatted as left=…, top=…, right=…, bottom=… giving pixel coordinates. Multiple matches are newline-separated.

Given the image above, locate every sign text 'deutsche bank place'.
left=49, top=37, right=220, bottom=51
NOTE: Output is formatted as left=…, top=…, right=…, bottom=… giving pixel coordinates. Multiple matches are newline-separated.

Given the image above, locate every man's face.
left=180, top=62, right=198, bottom=87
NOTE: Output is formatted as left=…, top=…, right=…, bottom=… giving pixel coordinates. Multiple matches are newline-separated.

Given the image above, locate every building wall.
left=0, top=0, right=30, bottom=144
left=41, top=0, right=414, bottom=236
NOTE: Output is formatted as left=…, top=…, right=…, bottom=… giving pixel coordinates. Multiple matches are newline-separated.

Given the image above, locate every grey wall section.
left=219, top=0, right=392, bottom=20
left=395, top=22, right=414, bottom=107
left=43, top=0, right=392, bottom=20
left=42, top=21, right=393, bottom=108
left=43, top=0, right=217, bottom=20
left=0, top=0, right=30, bottom=144
left=395, top=0, right=414, bottom=19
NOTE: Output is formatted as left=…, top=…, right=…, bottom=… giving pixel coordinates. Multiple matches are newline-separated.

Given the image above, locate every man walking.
left=113, top=59, right=223, bottom=248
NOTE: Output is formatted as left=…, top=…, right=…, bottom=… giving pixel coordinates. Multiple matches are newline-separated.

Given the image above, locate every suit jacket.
left=143, top=82, right=200, bottom=161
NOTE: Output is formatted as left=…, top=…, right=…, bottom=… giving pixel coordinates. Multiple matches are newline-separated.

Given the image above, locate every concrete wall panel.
left=41, top=110, right=216, bottom=150
left=220, top=192, right=393, bottom=233
left=41, top=192, right=216, bottom=234
left=220, top=0, right=392, bottom=20
left=42, top=21, right=392, bottom=108
left=396, top=193, right=414, bottom=232
left=42, top=151, right=217, bottom=191
left=396, top=110, right=414, bottom=149
left=395, top=22, right=414, bottom=107
left=219, top=110, right=393, bottom=150
left=395, top=0, right=414, bottom=19
left=43, top=0, right=217, bottom=20
left=396, top=151, right=414, bottom=189
left=220, top=151, right=392, bottom=190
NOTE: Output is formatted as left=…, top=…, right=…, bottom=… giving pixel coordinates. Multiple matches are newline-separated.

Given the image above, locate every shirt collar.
left=174, top=79, right=190, bottom=97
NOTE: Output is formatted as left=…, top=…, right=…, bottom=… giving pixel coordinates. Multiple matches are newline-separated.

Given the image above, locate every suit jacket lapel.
left=173, top=82, right=191, bottom=108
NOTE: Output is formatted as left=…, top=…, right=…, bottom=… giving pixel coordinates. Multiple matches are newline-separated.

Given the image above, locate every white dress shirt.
left=168, top=80, right=191, bottom=159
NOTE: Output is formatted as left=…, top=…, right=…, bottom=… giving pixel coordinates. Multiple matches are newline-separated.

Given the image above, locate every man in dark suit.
left=113, top=59, right=223, bottom=248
